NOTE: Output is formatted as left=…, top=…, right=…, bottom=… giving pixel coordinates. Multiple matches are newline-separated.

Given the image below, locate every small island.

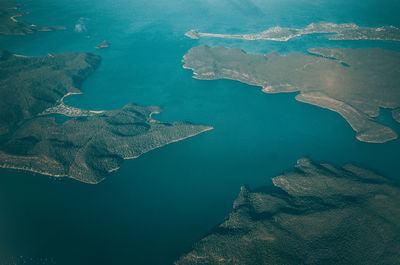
left=176, top=158, right=400, bottom=265
left=95, top=40, right=110, bottom=49
left=0, top=51, right=212, bottom=184
left=0, top=0, right=65, bottom=35
left=183, top=45, right=400, bottom=143
left=185, top=21, right=400, bottom=42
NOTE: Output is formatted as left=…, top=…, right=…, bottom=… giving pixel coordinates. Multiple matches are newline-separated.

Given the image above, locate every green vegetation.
left=0, top=0, right=65, bottom=35
left=176, top=158, right=400, bottom=265
left=0, top=51, right=212, bottom=183
left=0, top=51, right=101, bottom=135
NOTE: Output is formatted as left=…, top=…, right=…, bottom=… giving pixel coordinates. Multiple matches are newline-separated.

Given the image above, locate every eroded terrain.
left=176, top=158, right=400, bottom=265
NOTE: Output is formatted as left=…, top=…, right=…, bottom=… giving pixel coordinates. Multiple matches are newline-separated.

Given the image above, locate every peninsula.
left=0, top=0, right=65, bottom=35
left=185, top=21, right=400, bottom=42
left=176, top=158, right=400, bottom=265
left=0, top=51, right=212, bottom=183
left=183, top=46, right=400, bottom=143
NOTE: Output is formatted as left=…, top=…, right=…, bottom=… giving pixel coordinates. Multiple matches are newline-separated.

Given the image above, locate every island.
left=0, top=51, right=212, bottom=184
left=185, top=21, right=400, bottom=42
left=95, top=40, right=110, bottom=49
left=175, top=158, right=400, bottom=265
left=183, top=46, right=400, bottom=143
left=0, top=0, right=65, bottom=35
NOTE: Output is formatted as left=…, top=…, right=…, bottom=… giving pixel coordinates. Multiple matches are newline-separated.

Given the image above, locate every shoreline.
left=10, top=14, right=22, bottom=23
left=183, top=65, right=398, bottom=144
left=295, top=92, right=398, bottom=143
left=184, top=22, right=400, bottom=42
left=124, top=126, right=214, bottom=161
left=39, top=91, right=106, bottom=117
left=1, top=1, right=67, bottom=36
left=0, top=126, right=213, bottom=184
left=182, top=46, right=400, bottom=144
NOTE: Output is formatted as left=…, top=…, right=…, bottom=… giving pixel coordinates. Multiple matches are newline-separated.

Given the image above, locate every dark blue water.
left=1, top=0, right=400, bottom=264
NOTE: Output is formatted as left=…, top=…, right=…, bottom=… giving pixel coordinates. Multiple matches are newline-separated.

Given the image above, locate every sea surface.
left=0, top=0, right=400, bottom=264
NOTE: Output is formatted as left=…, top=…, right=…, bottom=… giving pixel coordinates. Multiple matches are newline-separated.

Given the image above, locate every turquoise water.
left=1, top=0, right=400, bottom=264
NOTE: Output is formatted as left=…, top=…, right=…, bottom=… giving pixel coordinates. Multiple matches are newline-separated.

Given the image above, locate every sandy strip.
left=10, top=14, right=22, bottom=23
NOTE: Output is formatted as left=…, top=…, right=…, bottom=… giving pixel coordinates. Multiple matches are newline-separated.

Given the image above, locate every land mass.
left=0, top=51, right=212, bottom=183
left=0, top=50, right=101, bottom=136
left=0, top=104, right=212, bottom=184
left=0, top=0, right=65, bottom=35
left=183, top=46, right=400, bottom=143
left=176, top=158, right=400, bottom=265
left=185, top=21, right=400, bottom=42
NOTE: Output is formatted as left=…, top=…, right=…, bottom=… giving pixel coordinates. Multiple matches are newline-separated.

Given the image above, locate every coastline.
left=182, top=46, right=400, bottom=144
left=295, top=93, right=398, bottom=143
left=184, top=64, right=398, bottom=144
left=184, top=22, right=400, bottom=42
left=1, top=2, right=66, bottom=35
left=10, top=14, right=22, bottom=23
left=124, top=126, right=214, bottom=161
left=0, top=126, right=214, bottom=184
